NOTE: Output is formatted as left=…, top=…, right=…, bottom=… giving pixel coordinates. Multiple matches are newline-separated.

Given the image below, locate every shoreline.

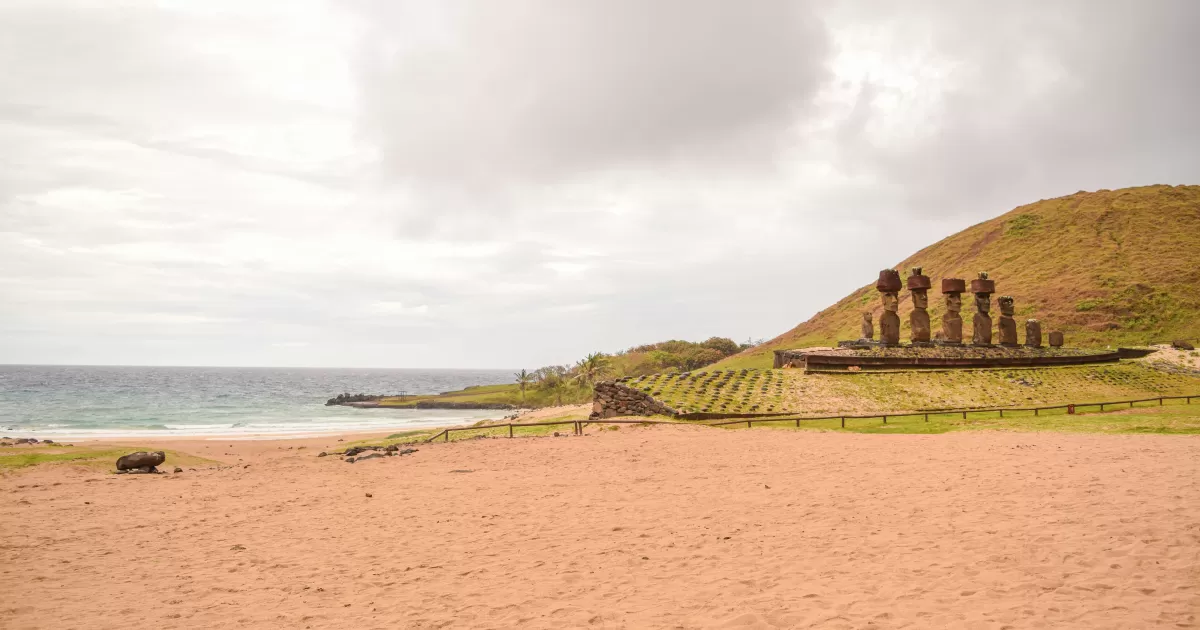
left=2, top=404, right=592, bottom=447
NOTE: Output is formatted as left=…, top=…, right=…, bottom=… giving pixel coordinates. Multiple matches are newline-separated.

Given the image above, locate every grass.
left=0, top=444, right=216, bottom=471
left=375, top=382, right=591, bottom=409
left=724, top=400, right=1200, bottom=435
left=716, top=185, right=1200, bottom=370
left=622, top=362, right=1200, bottom=416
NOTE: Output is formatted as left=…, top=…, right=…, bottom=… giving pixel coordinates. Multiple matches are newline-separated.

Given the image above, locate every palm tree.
left=514, top=369, right=534, bottom=405
left=572, top=352, right=612, bottom=390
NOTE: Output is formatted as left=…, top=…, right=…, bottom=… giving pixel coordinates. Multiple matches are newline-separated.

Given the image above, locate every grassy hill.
left=719, top=185, right=1200, bottom=369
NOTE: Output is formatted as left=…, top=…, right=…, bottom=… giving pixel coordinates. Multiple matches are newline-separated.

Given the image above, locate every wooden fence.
left=424, top=418, right=678, bottom=443
left=704, top=394, right=1196, bottom=428
left=425, top=394, right=1196, bottom=442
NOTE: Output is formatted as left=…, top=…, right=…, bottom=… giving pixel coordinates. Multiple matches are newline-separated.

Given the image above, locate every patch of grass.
left=736, top=400, right=1200, bottom=435
left=0, top=445, right=215, bottom=470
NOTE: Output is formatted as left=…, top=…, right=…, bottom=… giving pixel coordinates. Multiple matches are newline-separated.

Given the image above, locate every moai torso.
left=1048, top=331, right=1064, bottom=347
left=998, top=296, right=1018, bottom=347
left=1025, top=319, right=1042, bottom=347
left=940, top=278, right=965, bottom=344
left=970, top=273, right=995, bottom=346
left=908, top=268, right=931, bottom=343
left=861, top=311, right=874, bottom=341
left=876, top=269, right=902, bottom=346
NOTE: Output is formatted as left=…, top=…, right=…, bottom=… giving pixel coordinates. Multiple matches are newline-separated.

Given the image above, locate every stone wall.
left=590, top=381, right=679, bottom=419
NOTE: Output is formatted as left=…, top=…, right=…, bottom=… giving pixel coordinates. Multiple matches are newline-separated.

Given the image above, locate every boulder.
left=1172, top=339, right=1195, bottom=351
left=116, top=451, right=166, bottom=472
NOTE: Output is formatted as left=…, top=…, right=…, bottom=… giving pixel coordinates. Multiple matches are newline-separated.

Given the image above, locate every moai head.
left=975, top=293, right=991, bottom=312
left=913, top=291, right=929, bottom=309
left=998, top=295, right=1015, bottom=316
left=862, top=311, right=872, bottom=325
left=882, top=292, right=899, bottom=312
left=907, top=267, right=931, bottom=291
left=971, top=271, right=996, bottom=294
left=876, top=269, right=902, bottom=292
left=945, top=292, right=962, bottom=312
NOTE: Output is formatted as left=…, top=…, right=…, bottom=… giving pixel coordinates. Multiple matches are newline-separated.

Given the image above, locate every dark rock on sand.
left=1173, top=339, right=1195, bottom=350
left=116, top=451, right=166, bottom=472
left=174, top=467, right=183, bottom=473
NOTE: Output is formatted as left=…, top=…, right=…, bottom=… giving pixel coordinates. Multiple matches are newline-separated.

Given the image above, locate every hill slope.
left=720, top=185, right=1200, bottom=369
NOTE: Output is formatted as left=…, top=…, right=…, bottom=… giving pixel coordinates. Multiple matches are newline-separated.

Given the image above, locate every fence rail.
left=424, top=418, right=678, bottom=443
left=703, top=394, right=1195, bottom=428
left=424, top=394, right=1197, bottom=441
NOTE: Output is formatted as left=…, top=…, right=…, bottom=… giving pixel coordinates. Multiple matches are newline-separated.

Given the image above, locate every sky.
left=2, top=0, right=1198, bottom=369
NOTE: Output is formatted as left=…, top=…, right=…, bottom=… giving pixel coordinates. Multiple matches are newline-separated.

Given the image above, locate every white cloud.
left=1, top=0, right=1197, bottom=368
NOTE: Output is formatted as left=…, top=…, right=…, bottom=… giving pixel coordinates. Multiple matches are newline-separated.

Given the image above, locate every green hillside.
left=719, top=185, right=1200, bottom=369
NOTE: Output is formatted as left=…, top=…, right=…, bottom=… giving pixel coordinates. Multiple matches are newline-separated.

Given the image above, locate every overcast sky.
left=2, top=0, right=1198, bottom=368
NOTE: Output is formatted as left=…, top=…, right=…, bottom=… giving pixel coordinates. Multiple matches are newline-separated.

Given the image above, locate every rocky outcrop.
left=590, top=382, right=679, bottom=420
left=325, top=393, right=383, bottom=406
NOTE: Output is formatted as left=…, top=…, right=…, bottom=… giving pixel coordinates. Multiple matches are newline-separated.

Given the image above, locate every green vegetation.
left=725, top=400, right=1200, bottom=435
left=379, top=337, right=747, bottom=409
left=0, top=444, right=215, bottom=470
left=716, top=185, right=1200, bottom=369
left=627, top=362, right=1200, bottom=415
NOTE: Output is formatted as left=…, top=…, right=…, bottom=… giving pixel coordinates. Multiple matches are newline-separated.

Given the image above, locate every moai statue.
left=876, top=269, right=902, bottom=346
left=1048, top=331, right=1065, bottom=347
left=860, top=311, right=874, bottom=342
left=908, top=267, right=932, bottom=343
left=940, top=278, right=966, bottom=344
left=997, top=296, right=1018, bottom=347
left=970, top=272, right=995, bottom=346
left=1025, top=319, right=1042, bottom=347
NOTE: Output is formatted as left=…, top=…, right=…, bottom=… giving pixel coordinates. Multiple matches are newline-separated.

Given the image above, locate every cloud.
left=355, top=1, right=828, bottom=189
left=1, top=0, right=1198, bottom=368
left=825, top=0, right=1200, bottom=217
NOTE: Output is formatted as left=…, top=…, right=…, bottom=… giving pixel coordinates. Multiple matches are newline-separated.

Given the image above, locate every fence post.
left=509, top=424, right=514, bottom=438
left=962, top=411, right=967, bottom=419
left=445, top=430, right=450, bottom=442
left=795, top=418, right=800, bottom=428
left=883, top=415, right=887, bottom=424
left=999, top=409, right=1004, bottom=418
left=1100, top=404, right=1105, bottom=411
left=840, top=416, right=845, bottom=428
left=747, top=420, right=752, bottom=429
left=1159, top=397, right=1163, bottom=406
left=1034, top=408, right=1039, bottom=416
left=924, top=413, right=928, bottom=422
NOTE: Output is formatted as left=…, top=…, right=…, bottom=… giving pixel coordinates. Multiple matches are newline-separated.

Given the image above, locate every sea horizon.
left=0, top=364, right=516, bottom=440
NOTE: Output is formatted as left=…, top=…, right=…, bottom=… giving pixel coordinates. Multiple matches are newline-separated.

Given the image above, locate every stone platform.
left=774, top=346, right=1121, bottom=372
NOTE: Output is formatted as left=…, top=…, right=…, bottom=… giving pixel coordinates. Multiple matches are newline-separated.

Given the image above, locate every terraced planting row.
left=617, top=362, right=1200, bottom=418
left=619, top=369, right=787, bottom=414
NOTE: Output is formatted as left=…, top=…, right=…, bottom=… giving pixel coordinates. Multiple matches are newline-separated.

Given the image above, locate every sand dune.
left=2, top=425, right=1197, bottom=629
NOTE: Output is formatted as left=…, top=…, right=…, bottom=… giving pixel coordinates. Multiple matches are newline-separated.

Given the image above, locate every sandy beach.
left=2, top=425, right=1198, bottom=629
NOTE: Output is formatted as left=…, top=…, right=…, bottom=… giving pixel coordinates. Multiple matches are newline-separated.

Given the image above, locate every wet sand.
left=2, top=425, right=1197, bottom=629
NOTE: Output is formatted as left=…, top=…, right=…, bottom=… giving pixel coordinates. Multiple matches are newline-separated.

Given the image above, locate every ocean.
left=0, top=365, right=514, bottom=440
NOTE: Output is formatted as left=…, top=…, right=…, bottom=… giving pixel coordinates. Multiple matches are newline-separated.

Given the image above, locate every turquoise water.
left=0, top=365, right=513, bottom=439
